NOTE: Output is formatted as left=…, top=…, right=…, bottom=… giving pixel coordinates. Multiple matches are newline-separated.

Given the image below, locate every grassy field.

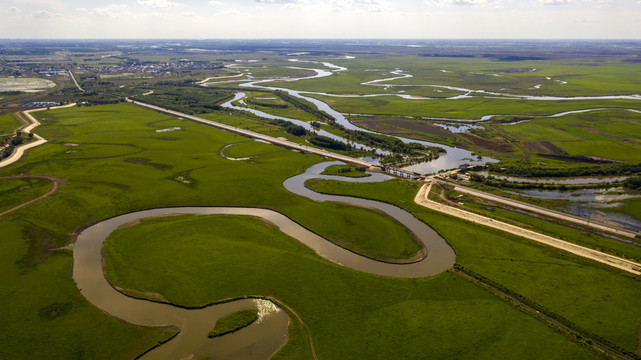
left=3, top=49, right=641, bottom=359
left=321, top=164, right=370, bottom=178
left=262, top=55, right=641, bottom=97
left=493, top=109, right=641, bottom=162
left=432, top=183, right=641, bottom=262
left=208, top=308, right=258, bottom=338
left=0, top=177, right=52, bottom=213
left=240, top=91, right=320, bottom=122
left=0, top=113, right=22, bottom=135
left=309, top=94, right=641, bottom=120
left=104, top=213, right=602, bottom=360
left=305, top=178, right=641, bottom=353
left=0, top=103, right=432, bottom=358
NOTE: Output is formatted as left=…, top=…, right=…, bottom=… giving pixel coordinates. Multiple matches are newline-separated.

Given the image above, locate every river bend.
left=73, top=161, right=455, bottom=359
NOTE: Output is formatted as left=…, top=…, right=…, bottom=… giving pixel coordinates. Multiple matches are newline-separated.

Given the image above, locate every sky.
left=1, top=0, right=640, bottom=39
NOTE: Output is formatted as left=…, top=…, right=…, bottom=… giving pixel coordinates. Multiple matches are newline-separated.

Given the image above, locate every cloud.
left=6, top=6, right=20, bottom=13
left=32, top=9, right=62, bottom=18
left=255, top=0, right=305, bottom=3
left=222, top=8, right=251, bottom=16
left=317, top=0, right=393, bottom=12
left=138, top=0, right=180, bottom=8
left=208, top=1, right=224, bottom=5
left=87, top=4, right=128, bottom=18
left=539, top=0, right=572, bottom=5
left=426, top=0, right=500, bottom=6
left=180, top=11, right=200, bottom=18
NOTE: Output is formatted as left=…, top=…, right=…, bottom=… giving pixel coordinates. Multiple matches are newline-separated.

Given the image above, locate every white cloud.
left=138, top=0, right=180, bottom=9
left=32, top=9, right=62, bottom=18
left=222, top=8, right=251, bottom=16
left=426, top=0, right=500, bottom=6
left=6, top=6, right=21, bottom=13
left=316, top=0, right=393, bottom=12
left=255, top=0, right=306, bottom=3
left=208, top=1, right=224, bottom=5
left=180, top=11, right=200, bottom=19
left=539, top=0, right=572, bottom=5
left=89, top=4, right=128, bottom=17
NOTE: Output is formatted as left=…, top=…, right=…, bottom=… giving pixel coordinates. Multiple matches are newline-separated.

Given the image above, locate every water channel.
left=213, top=64, right=497, bottom=174
left=73, top=161, right=455, bottom=359
left=214, top=59, right=640, bottom=175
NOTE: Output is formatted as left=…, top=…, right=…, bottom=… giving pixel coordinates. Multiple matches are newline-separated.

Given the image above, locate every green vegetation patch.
left=104, top=213, right=600, bottom=360
left=0, top=113, right=23, bottom=135
left=221, top=140, right=281, bottom=160
left=0, top=177, right=52, bottom=214
left=495, top=109, right=641, bottom=162
left=321, top=164, right=371, bottom=178
left=305, top=177, right=641, bottom=353
left=208, top=309, right=259, bottom=338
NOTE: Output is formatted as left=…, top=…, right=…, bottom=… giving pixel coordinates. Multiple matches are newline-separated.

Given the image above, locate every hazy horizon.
left=2, top=0, right=641, bottom=40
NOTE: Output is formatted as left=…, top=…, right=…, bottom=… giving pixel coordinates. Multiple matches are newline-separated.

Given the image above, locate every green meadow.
left=0, top=103, right=432, bottom=358
left=0, top=113, right=22, bottom=135
left=306, top=178, right=641, bottom=354
left=0, top=177, right=52, bottom=214
left=240, top=91, right=320, bottom=122
left=264, top=55, right=641, bottom=98
left=493, top=109, right=641, bottom=162
left=308, top=94, right=641, bottom=120
left=104, top=213, right=601, bottom=360
left=321, top=164, right=371, bottom=178
left=2, top=49, right=641, bottom=360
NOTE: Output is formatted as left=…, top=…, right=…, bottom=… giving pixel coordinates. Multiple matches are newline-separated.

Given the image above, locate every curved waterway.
left=215, top=59, right=639, bottom=173
left=73, top=161, right=455, bottom=359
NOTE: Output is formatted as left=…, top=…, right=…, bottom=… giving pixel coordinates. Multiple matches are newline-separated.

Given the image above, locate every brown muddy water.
left=72, top=162, right=455, bottom=359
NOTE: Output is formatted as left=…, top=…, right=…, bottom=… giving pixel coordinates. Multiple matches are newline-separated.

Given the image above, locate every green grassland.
left=208, top=308, right=258, bottom=338
left=241, top=91, right=320, bottom=122
left=432, top=184, right=641, bottom=262
left=265, top=55, right=641, bottom=97
left=607, top=198, right=641, bottom=223
left=0, top=177, right=52, bottom=214
left=305, top=178, right=641, bottom=354
left=104, top=213, right=601, bottom=360
left=0, top=113, right=22, bottom=135
left=0, top=103, right=433, bottom=358
left=309, top=94, right=641, bottom=120
left=493, top=109, right=641, bottom=162
left=221, top=140, right=283, bottom=159
left=321, top=164, right=370, bottom=178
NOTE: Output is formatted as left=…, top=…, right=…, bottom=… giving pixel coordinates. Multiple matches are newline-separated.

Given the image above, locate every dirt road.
left=415, top=182, right=641, bottom=276
left=0, top=175, right=61, bottom=217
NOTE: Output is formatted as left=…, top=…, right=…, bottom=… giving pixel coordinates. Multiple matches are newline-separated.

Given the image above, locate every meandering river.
left=73, top=161, right=455, bottom=359
left=214, top=59, right=640, bottom=174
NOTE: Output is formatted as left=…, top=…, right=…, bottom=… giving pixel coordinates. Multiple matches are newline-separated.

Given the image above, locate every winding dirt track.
left=415, top=181, right=641, bottom=276
left=0, top=175, right=61, bottom=218
left=0, top=103, right=77, bottom=169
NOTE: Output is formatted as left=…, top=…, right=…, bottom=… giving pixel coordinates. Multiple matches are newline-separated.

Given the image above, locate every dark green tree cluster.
left=485, top=162, right=641, bottom=178
left=266, top=119, right=307, bottom=136
left=469, top=173, right=620, bottom=191
left=245, top=98, right=288, bottom=109
left=623, top=176, right=641, bottom=191
left=130, top=85, right=233, bottom=115
left=308, top=135, right=351, bottom=151
left=274, top=90, right=334, bottom=122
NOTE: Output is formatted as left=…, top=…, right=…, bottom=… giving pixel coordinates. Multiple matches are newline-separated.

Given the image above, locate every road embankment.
left=415, top=182, right=641, bottom=276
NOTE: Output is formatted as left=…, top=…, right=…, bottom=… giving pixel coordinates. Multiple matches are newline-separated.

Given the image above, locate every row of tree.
left=485, top=162, right=641, bottom=178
